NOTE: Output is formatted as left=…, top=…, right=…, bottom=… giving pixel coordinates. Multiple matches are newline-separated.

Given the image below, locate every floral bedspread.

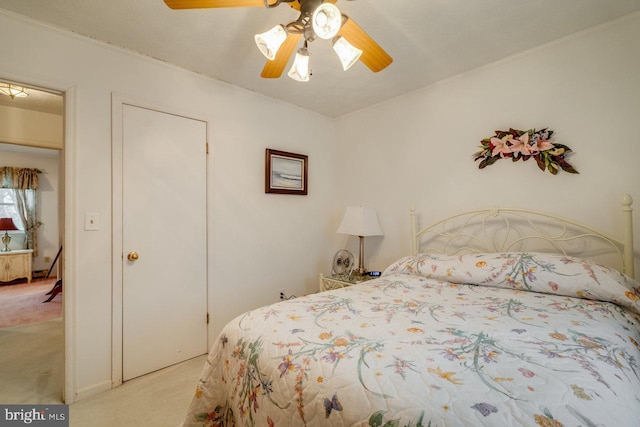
left=182, top=253, right=640, bottom=427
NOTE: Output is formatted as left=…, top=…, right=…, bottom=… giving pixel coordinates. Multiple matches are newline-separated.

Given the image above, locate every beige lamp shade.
left=336, top=206, right=383, bottom=237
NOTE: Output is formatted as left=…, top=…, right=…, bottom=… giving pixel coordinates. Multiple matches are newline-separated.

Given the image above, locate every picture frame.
left=265, top=148, right=308, bottom=195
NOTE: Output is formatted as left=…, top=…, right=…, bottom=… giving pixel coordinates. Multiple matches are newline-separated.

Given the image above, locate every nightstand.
left=318, top=273, right=376, bottom=292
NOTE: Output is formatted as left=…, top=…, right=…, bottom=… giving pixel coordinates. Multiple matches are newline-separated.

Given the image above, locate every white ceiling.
left=1, top=0, right=640, bottom=118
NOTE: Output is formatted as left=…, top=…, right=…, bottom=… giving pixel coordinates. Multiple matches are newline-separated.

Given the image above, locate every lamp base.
left=352, top=268, right=368, bottom=277
left=354, top=235, right=367, bottom=276
left=2, top=231, right=11, bottom=252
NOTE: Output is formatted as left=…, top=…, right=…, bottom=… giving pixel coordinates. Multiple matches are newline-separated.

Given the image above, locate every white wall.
left=0, top=143, right=60, bottom=273
left=0, top=105, right=63, bottom=149
left=0, top=11, right=337, bottom=401
left=334, top=12, right=640, bottom=275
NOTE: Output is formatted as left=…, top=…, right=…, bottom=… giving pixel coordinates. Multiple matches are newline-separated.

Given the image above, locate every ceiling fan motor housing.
left=299, top=0, right=324, bottom=15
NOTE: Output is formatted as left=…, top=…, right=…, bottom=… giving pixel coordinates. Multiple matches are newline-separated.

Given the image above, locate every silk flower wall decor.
left=473, top=128, right=578, bottom=175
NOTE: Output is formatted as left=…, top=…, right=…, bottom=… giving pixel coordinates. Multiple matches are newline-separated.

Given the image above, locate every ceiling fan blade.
left=338, top=16, right=393, bottom=73
left=287, top=1, right=300, bottom=11
left=261, top=33, right=302, bottom=78
left=164, top=0, right=275, bottom=9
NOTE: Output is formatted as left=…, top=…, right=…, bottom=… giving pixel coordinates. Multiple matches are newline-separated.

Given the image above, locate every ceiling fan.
left=163, top=0, right=393, bottom=82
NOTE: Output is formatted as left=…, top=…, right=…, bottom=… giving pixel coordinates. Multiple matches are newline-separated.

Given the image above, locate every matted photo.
left=265, top=148, right=308, bottom=195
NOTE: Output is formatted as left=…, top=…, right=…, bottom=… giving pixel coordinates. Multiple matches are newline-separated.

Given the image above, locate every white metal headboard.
left=411, top=195, right=635, bottom=279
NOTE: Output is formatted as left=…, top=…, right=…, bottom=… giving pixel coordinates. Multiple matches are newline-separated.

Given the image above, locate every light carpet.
left=0, top=308, right=205, bottom=426
left=69, top=355, right=205, bottom=427
left=0, top=318, right=64, bottom=404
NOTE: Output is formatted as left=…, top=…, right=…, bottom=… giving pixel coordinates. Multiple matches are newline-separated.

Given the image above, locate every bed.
left=182, top=195, right=640, bottom=426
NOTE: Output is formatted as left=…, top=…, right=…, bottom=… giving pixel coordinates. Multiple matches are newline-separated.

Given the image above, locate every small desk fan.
left=332, top=249, right=354, bottom=275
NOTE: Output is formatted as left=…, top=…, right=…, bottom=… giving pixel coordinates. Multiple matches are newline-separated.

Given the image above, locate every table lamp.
left=0, top=217, right=18, bottom=252
left=336, top=206, right=384, bottom=276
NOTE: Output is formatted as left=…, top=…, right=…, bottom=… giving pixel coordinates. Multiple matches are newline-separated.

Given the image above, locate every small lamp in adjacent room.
left=0, top=217, right=18, bottom=252
left=336, top=206, right=384, bottom=276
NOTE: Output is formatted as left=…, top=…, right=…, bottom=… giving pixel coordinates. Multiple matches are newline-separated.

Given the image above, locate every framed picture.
left=265, top=148, right=308, bottom=195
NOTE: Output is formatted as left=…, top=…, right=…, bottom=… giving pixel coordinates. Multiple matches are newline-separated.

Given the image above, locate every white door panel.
left=122, top=104, right=207, bottom=381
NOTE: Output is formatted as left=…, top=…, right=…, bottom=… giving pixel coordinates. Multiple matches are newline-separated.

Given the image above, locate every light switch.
left=85, top=212, right=100, bottom=231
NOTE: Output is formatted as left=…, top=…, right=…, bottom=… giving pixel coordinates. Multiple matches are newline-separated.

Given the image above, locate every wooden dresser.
left=0, top=249, right=33, bottom=283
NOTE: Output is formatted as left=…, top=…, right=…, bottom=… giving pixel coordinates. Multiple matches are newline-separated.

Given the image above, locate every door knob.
left=127, top=251, right=139, bottom=262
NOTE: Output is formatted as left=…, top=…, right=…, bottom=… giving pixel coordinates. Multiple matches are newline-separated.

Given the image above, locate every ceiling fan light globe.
left=333, top=36, right=362, bottom=71
left=288, top=49, right=311, bottom=82
left=254, top=24, right=288, bottom=60
left=312, top=3, right=341, bottom=40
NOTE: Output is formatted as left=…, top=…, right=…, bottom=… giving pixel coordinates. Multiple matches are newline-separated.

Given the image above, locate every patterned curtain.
left=0, top=167, right=40, bottom=189
left=0, top=167, right=42, bottom=255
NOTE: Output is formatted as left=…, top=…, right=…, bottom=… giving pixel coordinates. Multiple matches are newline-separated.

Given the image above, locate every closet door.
left=121, top=104, right=207, bottom=380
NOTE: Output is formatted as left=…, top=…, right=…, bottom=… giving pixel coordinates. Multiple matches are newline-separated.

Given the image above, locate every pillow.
left=383, top=252, right=640, bottom=315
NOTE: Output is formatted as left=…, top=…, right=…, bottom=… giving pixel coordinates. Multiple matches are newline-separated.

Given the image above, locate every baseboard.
left=74, top=380, right=112, bottom=401
left=32, top=269, right=49, bottom=279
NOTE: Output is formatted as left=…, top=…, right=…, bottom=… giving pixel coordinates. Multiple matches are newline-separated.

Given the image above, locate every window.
left=0, top=188, right=24, bottom=230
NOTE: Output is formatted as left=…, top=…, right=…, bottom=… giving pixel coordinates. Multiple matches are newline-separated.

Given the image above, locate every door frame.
left=62, top=85, right=76, bottom=404
left=111, top=93, right=212, bottom=387
left=0, top=74, right=75, bottom=403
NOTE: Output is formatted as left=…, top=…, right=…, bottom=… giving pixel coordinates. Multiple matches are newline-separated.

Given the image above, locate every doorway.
left=0, top=81, right=64, bottom=403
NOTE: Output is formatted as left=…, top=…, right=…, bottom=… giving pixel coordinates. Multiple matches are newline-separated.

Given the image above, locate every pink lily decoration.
left=473, top=128, right=578, bottom=175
